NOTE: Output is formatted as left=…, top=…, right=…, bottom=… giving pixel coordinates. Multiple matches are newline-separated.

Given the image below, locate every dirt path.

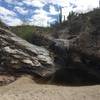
left=0, top=75, right=100, bottom=100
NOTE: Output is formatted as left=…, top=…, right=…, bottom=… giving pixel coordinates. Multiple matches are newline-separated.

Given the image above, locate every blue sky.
left=0, top=0, right=99, bottom=27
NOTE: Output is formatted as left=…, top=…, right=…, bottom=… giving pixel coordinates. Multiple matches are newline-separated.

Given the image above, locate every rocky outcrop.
left=0, top=28, right=55, bottom=77
left=49, top=36, right=100, bottom=83
left=50, top=39, right=69, bottom=67
left=0, top=26, right=100, bottom=85
left=70, top=32, right=100, bottom=59
left=68, top=32, right=100, bottom=79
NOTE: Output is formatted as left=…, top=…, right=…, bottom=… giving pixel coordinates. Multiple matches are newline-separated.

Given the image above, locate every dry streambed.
left=0, top=75, right=100, bottom=100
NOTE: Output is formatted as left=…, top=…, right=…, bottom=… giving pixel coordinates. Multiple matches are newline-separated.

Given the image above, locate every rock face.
left=68, top=32, right=100, bottom=81
left=48, top=36, right=100, bottom=83
left=0, top=28, right=55, bottom=77
left=70, top=32, right=100, bottom=59
left=0, top=26, right=100, bottom=85
left=50, top=39, right=69, bottom=67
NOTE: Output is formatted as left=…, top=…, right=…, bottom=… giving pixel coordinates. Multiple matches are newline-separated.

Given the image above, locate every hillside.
left=10, top=26, right=53, bottom=42
left=0, top=8, right=100, bottom=41
left=52, top=8, right=100, bottom=39
left=0, top=20, right=53, bottom=46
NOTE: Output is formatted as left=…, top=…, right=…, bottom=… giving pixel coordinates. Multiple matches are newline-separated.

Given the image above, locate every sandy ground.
left=0, top=75, right=100, bottom=100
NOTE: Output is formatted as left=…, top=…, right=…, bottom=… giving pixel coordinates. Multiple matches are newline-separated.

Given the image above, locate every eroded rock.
left=0, top=28, right=55, bottom=77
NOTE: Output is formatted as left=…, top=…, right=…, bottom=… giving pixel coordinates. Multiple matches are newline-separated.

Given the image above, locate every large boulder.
left=0, top=28, right=55, bottom=77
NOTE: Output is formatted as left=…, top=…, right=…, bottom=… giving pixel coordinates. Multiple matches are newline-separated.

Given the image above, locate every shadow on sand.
left=32, top=68, right=100, bottom=86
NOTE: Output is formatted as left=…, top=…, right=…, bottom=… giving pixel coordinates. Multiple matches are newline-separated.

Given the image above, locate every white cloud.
left=4, top=0, right=23, bottom=6
left=58, top=0, right=99, bottom=21
left=1, top=16, right=23, bottom=26
left=0, top=6, right=22, bottom=26
left=0, top=6, right=16, bottom=16
left=23, top=0, right=45, bottom=8
left=46, top=0, right=67, bottom=6
left=8, top=18, right=23, bottom=26
left=74, top=0, right=99, bottom=13
left=58, top=0, right=68, bottom=6
left=49, top=5, right=59, bottom=15
left=29, top=11, right=52, bottom=27
left=14, top=6, right=28, bottom=15
left=67, top=0, right=98, bottom=13
left=17, top=2, right=24, bottom=6
left=34, top=8, right=48, bottom=15
left=4, top=0, right=12, bottom=4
